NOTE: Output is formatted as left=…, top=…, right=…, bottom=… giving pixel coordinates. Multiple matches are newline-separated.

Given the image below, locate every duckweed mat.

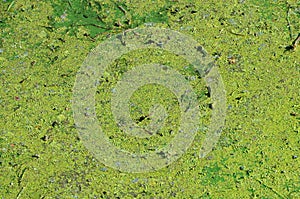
left=0, top=0, right=299, bottom=198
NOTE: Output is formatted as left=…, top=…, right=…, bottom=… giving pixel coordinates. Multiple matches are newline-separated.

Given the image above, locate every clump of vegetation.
left=49, top=0, right=174, bottom=38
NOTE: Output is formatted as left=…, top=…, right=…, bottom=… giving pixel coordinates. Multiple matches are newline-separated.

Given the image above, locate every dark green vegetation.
left=49, top=0, right=174, bottom=38
left=0, top=0, right=299, bottom=198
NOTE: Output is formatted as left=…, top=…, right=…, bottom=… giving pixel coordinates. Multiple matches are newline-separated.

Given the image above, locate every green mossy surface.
left=0, top=0, right=299, bottom=198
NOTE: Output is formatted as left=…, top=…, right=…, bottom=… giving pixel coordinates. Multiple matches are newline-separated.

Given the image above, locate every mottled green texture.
left=0, top=0, right=299, bottom=198
left=95, top=48, right=210, bottom=156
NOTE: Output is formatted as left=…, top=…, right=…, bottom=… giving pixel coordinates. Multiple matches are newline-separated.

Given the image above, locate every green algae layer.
left=0, top=0, right=299, bottom=198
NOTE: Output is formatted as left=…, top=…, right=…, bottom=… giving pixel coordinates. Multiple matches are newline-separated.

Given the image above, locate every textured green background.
left=0, top=0, right=299, bottom=198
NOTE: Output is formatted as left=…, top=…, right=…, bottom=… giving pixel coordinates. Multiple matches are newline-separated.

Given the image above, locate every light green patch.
left=0, top=0, right=299, bottom=198
left=95, top=48, right=210, bottom=154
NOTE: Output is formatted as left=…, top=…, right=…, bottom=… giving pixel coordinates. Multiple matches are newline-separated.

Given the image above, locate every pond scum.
left=0, top=0, right=299, bottom=198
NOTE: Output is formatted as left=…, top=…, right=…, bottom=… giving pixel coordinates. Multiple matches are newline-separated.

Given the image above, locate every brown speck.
left=228, top=57, right=237, bottom=64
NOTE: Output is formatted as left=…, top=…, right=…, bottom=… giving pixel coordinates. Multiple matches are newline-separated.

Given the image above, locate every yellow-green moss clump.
left=0, top=0, right=299, bottom=198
